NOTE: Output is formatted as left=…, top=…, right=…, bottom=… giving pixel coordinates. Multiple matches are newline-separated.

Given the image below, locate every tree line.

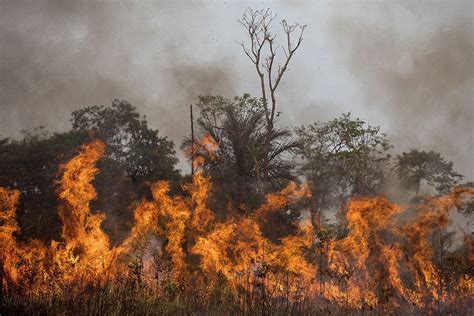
left=0, top=95, right=467, bottom=244
left=0, top=6, right=469, bottom=260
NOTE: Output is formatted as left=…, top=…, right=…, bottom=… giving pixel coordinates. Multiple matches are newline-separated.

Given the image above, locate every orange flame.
left=1, top=138, right=473, bottom=313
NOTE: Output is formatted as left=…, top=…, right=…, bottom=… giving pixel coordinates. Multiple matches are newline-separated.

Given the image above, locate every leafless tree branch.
left=239, top=8, right=306, bottom=182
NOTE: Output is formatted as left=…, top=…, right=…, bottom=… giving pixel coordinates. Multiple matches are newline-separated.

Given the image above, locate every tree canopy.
left=0, top=100, right=179, bottom=244
left=395, top=149, right=463, bottom=195
left=295, top=113, right=392, bottom=224
left=183, top=94, right=298, bottom=211
left=71, top=99, right=179, bottom=182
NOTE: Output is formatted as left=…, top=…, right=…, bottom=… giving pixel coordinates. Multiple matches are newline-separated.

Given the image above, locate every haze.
left=1, top=0, right=472, bottom=178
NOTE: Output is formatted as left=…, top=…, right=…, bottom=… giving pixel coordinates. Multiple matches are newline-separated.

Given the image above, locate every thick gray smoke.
left=0, top=0, right=236, bottom=154
left=327, top=1, right=473, bottom=179
left=1, top=1, right=472, bottom=178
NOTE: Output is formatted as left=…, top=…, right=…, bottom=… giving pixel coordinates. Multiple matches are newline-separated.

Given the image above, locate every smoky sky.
left=0, top=1, right=236, bottom=139
left=327, top=1, right=473, bottom=180
left=1, top=0, right=472, bottom=178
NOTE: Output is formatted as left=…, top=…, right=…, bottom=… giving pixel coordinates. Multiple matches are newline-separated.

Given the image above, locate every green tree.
left=0, top=100, right=180, bottom=244
left=71, top=99, right=179, bottom=183
left=183, top=94, right=301, bottom=241
left=395, top=150, right=463, bottom=195
left=71, top=100, right=180, bottom=244
left=296, top=113, right=391, bottom=225
left=0, top=128, right=89, bottom=241
left=184, top=94, right=298, bottom=214
left=460, top=182, right=474, bottom=215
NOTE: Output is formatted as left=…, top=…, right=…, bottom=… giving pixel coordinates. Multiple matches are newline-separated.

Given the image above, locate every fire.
left=403, top=187, right=474, bottom=307
left=0, top=187, right=22, bottom=291
left=53, top=139, right=114, bottom=284
left=323, top=196, right=403, bottom=308
left=1, top=138, right=473, bottom=313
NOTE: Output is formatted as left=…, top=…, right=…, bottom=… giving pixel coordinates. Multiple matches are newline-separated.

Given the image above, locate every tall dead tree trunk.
left=239, top=8, right=305, bottom=185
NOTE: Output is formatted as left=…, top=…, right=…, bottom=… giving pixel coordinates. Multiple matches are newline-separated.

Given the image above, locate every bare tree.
left=239, top=8, right=306, bottom=184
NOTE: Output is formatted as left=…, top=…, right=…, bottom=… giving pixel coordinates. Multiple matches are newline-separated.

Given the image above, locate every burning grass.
left=1, top=139, right=473, bottom=315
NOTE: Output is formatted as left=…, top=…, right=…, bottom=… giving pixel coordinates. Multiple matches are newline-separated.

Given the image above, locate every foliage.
left=0, top=100, right=180, bottom=244
left=295, top=113, right=392, bottom=221
left=183, top=94, right=298, bottom=212
left=395, top=149, right=463, bottom=194
left=0, top=129, right=89, bottom=241
left=71, top=99, right=179, bottom=183
left=182, top=94, right=302, bottom=240
left=1, top=102, right=472, bottom=316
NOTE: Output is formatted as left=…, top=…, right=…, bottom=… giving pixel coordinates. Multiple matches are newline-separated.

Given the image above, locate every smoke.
left=328, top=1, right=474, bottom=179
left=1, top=1, right=472, bottom=179
left=0, top=0, right=236, bottom=161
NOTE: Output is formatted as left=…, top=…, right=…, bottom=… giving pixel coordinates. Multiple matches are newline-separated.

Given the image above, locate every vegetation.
left=295, top=113, right=392, bottom=228
left=1, top=99, right=471, bottom=315
left=0, top=100, right=179, bottom=245
left=1, top=8, right=472, bottom=316
left=395, top=149, right=464, bottom=195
